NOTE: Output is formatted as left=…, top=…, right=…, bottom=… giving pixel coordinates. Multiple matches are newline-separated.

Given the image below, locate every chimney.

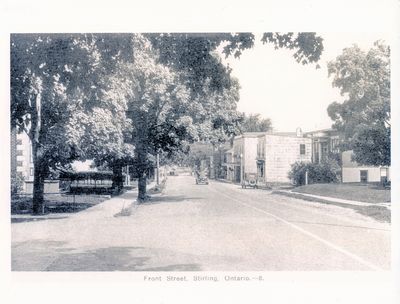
left=296, top=127, right=303, bottom=137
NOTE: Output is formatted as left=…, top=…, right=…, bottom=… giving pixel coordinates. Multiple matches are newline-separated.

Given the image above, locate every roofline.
left=304, top=128, right=337, bottom=134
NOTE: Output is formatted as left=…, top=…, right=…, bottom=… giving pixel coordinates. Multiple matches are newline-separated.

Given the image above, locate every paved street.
left=12, top=175, right=390, bottom=271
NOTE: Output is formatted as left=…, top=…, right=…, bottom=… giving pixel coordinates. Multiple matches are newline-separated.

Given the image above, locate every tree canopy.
left=239, top=113, right=272, bottom=133
left=11, top=32, right=325, bottom=211
left=10, top=33, right=137, bottom=211
left=327, top=41, right=390, bottom=166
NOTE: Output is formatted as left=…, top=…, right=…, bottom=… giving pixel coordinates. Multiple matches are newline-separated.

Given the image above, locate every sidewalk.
left=66, top=180, right=158, bottom=219
left=11, top=181, right=158, bottom=223
left=274, top=189, right=391, bottom=210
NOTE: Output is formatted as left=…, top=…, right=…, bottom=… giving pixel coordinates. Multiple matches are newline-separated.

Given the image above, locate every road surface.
left=12, top=175, right=390, bottom=271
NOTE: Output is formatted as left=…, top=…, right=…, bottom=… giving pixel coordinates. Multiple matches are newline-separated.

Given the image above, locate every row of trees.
left=11, top=33, right=324, bottom=214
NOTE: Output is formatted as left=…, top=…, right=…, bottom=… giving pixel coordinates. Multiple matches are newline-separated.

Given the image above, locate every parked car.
left=241, top=173, right=257, bottom=189
left=195, top=171, right=209, bottom=185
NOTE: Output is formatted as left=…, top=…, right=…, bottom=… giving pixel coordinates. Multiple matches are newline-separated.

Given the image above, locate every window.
left=30, top=168, right=34, bottom=176
left=300, top=144, right=306, bottom=155
left=16, top=150, right=23, bottom=156
left=17, top=139, right=22, bottom=145
left=17, top=161, right=23, bottom=167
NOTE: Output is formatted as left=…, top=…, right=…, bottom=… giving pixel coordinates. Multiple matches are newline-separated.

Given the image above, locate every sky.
left=219, top=32, right=390, bottom=132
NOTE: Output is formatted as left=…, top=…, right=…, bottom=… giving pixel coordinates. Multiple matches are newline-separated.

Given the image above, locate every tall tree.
left=10, top=33, right=135, bottom=213
left=327, top=41, right=390, bottom=166
left=107, top=35, right=241, bottom=201
left=11, top=34, right=106, bottom=214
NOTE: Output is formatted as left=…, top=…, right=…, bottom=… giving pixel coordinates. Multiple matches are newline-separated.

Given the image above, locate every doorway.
left=360, top=170, right=368, bottom=183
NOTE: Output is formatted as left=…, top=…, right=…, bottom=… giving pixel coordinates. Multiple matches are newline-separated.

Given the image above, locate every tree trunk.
left=32, top=147, right=46, bottom=215
left=112, top=162, right=124, bottom=194
left=134, top=110, right=150, bottom=203
left=136, top=141, right=149, bottom=202
left=138, top=171, right=147, bottom=202
left=31, top=83, right=46, bottom=215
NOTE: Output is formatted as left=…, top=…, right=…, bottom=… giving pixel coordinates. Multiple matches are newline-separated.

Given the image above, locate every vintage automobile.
left=241, top=173, right=258, bottom=189
left=195, top=171, right=209, bottom=185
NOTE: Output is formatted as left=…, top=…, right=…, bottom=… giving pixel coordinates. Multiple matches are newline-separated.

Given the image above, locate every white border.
left=1, top=1, right=399, bottom=304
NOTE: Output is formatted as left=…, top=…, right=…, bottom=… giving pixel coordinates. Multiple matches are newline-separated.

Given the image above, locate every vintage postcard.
left=1, top=1, right=399, bottom=304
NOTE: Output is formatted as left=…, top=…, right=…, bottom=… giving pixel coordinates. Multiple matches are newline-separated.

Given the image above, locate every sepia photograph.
left=1, top=1, right=399, bottom=304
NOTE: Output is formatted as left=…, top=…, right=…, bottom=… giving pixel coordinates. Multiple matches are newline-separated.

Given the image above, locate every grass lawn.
left=292, top=183, right=390, bottom=204
left=11, top=193, right=109, bottom=215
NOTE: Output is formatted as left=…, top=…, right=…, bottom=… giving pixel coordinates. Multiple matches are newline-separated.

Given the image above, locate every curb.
left=273, top=190, right=391, bottom=210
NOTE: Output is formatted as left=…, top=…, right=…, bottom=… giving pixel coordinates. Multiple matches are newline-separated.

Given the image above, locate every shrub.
left=11, top=172, right=25, bottom=197
left=288, top=159, right=340, bottom=186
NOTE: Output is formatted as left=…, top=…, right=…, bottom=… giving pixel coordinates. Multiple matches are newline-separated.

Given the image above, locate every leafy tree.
left=327, top=42, right=390, bottom=166
left=11, top=34, right=107, bottom=214
left=239, top=113, right=272, bottom=132
left=10, top=33, right=135, bottom=213
left=73, top=104, right=134, bottom=193
left=107, top=35, right=242, bottom=201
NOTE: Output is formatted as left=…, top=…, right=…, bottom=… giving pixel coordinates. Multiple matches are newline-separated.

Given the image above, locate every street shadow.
left=12, top=242, right=203, bottom=271
left=44, top=246, right=150, bottom=271
left=62, top=247, right=199, bottom=271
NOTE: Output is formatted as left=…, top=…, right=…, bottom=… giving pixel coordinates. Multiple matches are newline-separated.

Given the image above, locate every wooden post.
left=126, top=165, right=130, bottom=186
left=305, top=170, right=309, bottom=185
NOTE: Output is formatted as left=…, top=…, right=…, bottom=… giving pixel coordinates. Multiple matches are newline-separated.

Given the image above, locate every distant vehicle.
left=241, top=173, right=258, bottom=189
left=169, top=166, right=178, bottom=176
left=195, top=170, right=209, bottom=185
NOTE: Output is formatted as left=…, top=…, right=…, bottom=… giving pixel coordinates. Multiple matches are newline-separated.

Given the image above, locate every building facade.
left=11, top=128, right=34, bottom=187
left=223, top=132, right=312, bottom=185
left=222, top=148, right=235, bottom=181
left=11, top=128, right=60, bottom=193
left=304, top=128, right=340, bottom=164
left=230, top=133, right=261, bottom=183
left=305, top=128, right=390, bottom=183
left=341, top=150, right=391, bottom=183
left=256, top=133, right=312, bottom=184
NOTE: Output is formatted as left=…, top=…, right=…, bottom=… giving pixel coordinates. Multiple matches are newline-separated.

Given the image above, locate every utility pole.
left=240, top=153, right=243, bottom=184
left=156, top=152, right=160, bottom=185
